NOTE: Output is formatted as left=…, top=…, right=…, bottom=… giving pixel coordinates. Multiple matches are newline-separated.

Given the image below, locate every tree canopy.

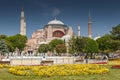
left=0, top=39, right=9, bottom=55
left=96, top=34, right=112, bottom=53
left=96, top=24, right=120, bottom=53
left=110, top=24, right=120, bottom=40
left=55, top=44, right=67, bottom=55
left=38, top=44, right=50, bottom=53
left=68, top=36, right=77, bottom=54
left=6, top=34, right=27, bottom=51
left=0, top=34, right=7, bottom=40
left=68, top=36, right=98, bottom=57
left=49, top=39, right=64, bottom=52
left=85, top=38, right=98, bottom=53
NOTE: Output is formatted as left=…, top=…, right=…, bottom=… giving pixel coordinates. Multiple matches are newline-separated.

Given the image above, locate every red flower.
left=111, top=65, right=120, bottom=69
left=91, top=62, right=107, bottom=64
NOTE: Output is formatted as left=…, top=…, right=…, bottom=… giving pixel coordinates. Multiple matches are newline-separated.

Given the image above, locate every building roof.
left=94, top=36, right=101, bottom=40
left=48, top=18, right=64, bottom=25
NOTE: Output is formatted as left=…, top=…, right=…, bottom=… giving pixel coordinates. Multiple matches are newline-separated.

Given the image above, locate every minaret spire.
left=78, top=24, right=80, bottom=37
left=20, top=8, right=26, bottom=36
left=88, top=11, right=92, bottom=38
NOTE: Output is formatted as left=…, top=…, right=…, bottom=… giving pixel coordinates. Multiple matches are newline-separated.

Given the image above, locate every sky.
left=0, top=0, right=120, bottom=38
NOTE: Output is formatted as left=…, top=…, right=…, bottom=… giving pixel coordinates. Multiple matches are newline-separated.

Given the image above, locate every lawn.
left=0, top=65, right=120, bottom=80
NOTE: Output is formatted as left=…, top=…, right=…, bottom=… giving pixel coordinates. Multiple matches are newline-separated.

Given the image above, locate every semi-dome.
left=48, top=18, right=64, bottom=25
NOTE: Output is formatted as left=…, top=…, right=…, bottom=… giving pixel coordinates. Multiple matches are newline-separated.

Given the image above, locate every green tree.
left=68, top=36, right=77, bottom=55
left=0, top=34, right=7, bottom=40
left=0, top=40, right=9, bottom=55
left=38, top=44, right=50, bottom=56
left=68, top=36, right=89, bottom=56
left=110, top=24, right=120, bottom=52
left=110, top=24, right=120, bottom=40
left=76, top=37, right=88, bottom=54
left=85, top=38, right=99, bottom=59
left=38, top=44, right=50, bottom=53
left=49, top=39, right=64, bottom=53
left=96, top=34, right=112, bottom=53
left=0, top=34, right=14, bottom=52
left=5, top=40, right=14, bottom=52
left=55, top=44, right=67, bottom=55
left=109, top=40, right=120, bottom=52
left=7, top=34, right=27, bottom=51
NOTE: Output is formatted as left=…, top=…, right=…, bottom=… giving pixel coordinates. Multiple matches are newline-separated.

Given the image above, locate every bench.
left=40, top=60, right=53, bottom=66
left=75, top=59, right=83, bottom=62
left=0, top=61, right=10, bottom=64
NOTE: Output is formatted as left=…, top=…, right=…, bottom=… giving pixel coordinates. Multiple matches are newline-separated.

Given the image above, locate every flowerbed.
left=9, top=68, right=29, bottom=76
left=0, top=64, right=4, bottom=68
left=7, top=64, right=109, bottom=77
left=111, top=65, right=120, bottom=69
left=8, top=66, right=30, bottom=76
left=0, top=64, right=109, bottom=77
left=108, top=60, right=120, bottom=69
left=108, top=60, right=120, bottom=65
left=0, top=64, right=11, bottom=68
left=91, top=60, right=120, bottom=65
left=92, top=62, right=107, bottom=64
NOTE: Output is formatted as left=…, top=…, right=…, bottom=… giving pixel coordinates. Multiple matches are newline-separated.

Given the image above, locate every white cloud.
left=33, top=0, right=48, bottom=8
left=52, top=8, right=61, bottom=17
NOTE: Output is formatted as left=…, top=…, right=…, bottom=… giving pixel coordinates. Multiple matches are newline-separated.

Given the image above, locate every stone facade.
left=27, top=19, right=74, bottom=50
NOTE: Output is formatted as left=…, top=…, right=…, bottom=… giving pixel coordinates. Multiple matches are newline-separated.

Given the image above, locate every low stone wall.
left=8, top=56, right=107, bottom=65
left=10, top=56, right=77, bottom=66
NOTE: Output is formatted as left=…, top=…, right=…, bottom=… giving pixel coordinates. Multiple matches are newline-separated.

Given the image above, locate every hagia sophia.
left=20, top=9, right=92, bottom=51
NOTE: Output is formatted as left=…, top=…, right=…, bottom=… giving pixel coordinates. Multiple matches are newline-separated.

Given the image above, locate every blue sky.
left=0, top=0, right=120, bottom=38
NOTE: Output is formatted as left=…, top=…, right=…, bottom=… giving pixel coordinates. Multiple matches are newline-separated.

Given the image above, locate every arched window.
left=53, top=30, right=64, bottom=37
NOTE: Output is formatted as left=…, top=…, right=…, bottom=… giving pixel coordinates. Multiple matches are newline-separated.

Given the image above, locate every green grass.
left=0, top=66, right=120, bottom=80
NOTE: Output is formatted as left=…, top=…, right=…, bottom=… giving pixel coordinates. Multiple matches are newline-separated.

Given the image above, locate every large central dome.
left=48, top=18, right=64, bottom=25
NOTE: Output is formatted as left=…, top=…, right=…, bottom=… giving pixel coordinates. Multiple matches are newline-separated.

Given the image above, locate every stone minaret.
left=78, top=25, right=80, bottom=37
left=20, top=8, right=26, bottom=36
left=88, top=12, right=92, bottom=38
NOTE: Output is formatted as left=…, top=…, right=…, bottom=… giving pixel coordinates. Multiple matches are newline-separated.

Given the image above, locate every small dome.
left=94, top=36, right=101, bottom=40
left=61, top=35, right=71, bottom=42
left=48, top=18, right=64, bottom=25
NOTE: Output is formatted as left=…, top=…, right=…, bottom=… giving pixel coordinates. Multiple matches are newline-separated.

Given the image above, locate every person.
left=85, top=55, right=88, bottom=63
left=42, top=56, right=46, bottom=60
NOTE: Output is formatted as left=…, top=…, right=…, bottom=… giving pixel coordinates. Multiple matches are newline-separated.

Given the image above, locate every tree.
left=55, top=44, right=67, bottom=55
left=69, top=37, right=98, bottom=63
left=68, top=36, right=90, bottom=56
left=0, top=34, right=7, bottom=40
left=96, top=24, right=120, bottom=56
left=96, top=34, right=112, bottom=53
left=38, top=44, right=50, bottom=53
left=109, top=40, right=120, bottom=52
left=49, top=39, right=64, bottom=53
left=38, top=44, right=50, bottom=56
left=110, top=24, right=120, bottom=40
left=0, top=40, right=9, bottom=55
left=76, top=37, right=88, bottom=54
left=5, top=40, right=14, bottom=52
left=110, top=24, right=120, bottom=52
left=0, top=34, right=14, bottom=52
left=85, top=38, right=99, bottom=59
left=68, top=36, right=77, bottom=55
left=6, top=34, right=27, bottom=51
